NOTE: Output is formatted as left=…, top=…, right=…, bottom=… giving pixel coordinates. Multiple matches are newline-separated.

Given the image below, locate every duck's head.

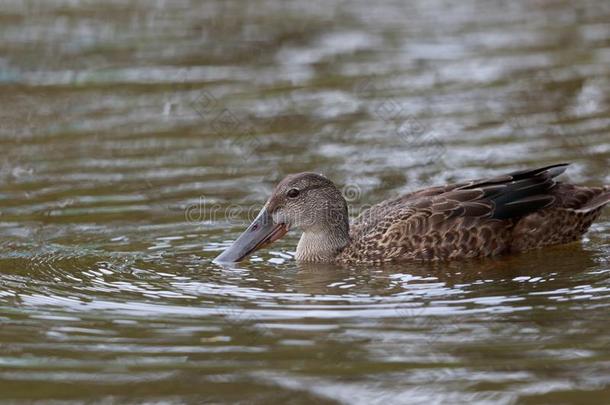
left=214, top=172, right=350, bottom=263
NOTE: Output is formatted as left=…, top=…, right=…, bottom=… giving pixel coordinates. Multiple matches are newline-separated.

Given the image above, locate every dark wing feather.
left=451, top=163, right=567, bottom=219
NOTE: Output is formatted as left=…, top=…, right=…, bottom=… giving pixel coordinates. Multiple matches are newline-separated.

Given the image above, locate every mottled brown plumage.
left=339, top=164, right=608, bottom=262
left=215, top=164, right=609, bottom=264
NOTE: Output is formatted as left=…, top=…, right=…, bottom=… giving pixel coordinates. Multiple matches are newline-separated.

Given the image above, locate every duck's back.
left=339, top=164, right=609, bottom=263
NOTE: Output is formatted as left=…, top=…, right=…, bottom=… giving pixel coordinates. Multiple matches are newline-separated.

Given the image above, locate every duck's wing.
left=344, top=164, right=572, bottom=262
left=351, top=163, right=568, bottom=234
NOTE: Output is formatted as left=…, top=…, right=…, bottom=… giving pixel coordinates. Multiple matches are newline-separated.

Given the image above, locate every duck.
left=214, top=164, right=609, bottom=264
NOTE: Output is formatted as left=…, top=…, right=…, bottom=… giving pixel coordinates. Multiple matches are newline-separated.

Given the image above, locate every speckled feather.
left=337, top=164, right=609, bottom=263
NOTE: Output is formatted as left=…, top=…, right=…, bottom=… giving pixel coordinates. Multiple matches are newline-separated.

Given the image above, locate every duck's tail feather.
left=574, top=186, right=610, bottom=213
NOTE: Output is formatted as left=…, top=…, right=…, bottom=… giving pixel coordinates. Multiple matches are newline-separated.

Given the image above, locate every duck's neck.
left=295, top=223, right=350, bottom=262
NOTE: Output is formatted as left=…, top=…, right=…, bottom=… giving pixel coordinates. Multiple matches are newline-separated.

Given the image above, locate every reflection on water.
left=1, top=0, right=609, bottom=403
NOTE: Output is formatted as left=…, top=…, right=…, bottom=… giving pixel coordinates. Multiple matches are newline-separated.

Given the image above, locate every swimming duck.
left=215, top=164, right=609, bottom=263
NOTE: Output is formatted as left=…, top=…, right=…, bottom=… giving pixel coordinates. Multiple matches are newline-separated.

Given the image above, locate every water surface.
left=1, top=0, right=610, bottom=403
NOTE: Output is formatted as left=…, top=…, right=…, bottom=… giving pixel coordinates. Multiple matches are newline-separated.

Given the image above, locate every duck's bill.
left=214, top=207, right=288, bottom=263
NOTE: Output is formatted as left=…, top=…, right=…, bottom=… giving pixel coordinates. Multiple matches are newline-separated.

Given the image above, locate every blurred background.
left=0, top=0, right=609, bottom=403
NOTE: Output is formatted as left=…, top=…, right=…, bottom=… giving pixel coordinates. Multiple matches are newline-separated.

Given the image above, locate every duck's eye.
left=287, top=188, right=300, bottom=198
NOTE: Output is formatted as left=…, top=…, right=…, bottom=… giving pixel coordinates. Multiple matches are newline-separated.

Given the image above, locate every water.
left=1, top=0, right=610, bottom=403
